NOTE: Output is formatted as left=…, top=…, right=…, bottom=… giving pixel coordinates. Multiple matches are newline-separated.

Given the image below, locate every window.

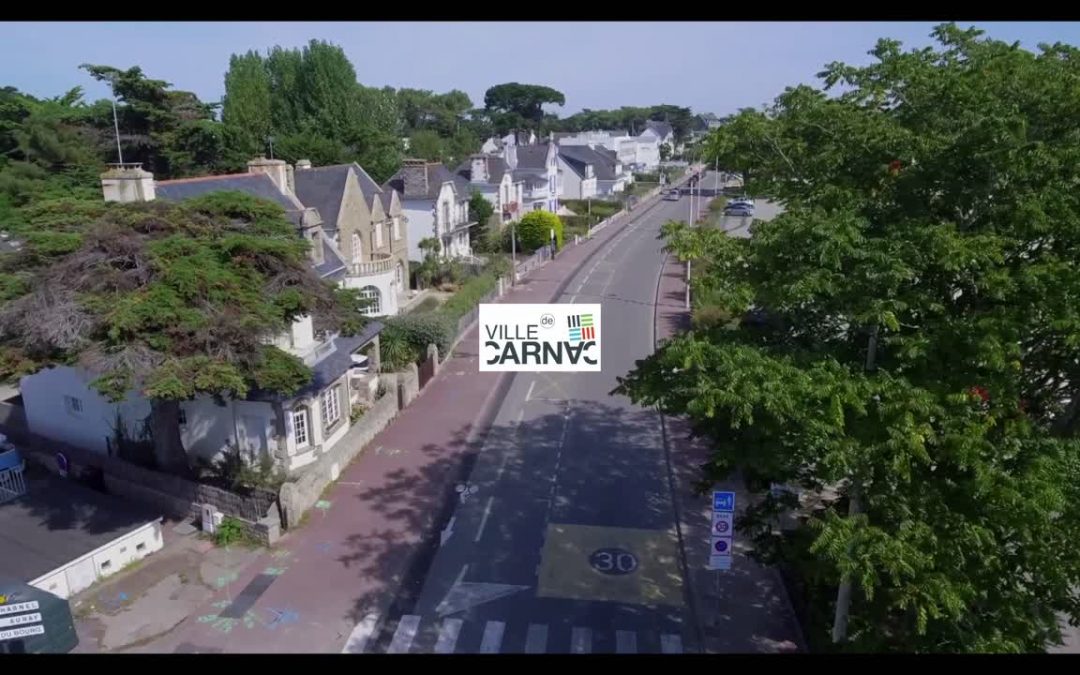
left=392, top=216, right=400, bottom=240
left=395, top=262, right=405, bottom=288
left=441, top=203, right=451, bottom=232
left=64, top=395, right=83, bottom=416
left=360, top=285, right=382, bottom=317
left=178, top=408, right=187, bottom=426
left=533, top=202, right=543, bottom=212
left=351, top=232, right=362, bottom=262
left=322, top=386, right=342, bottom=428
left=100, top=560, right=112, bottom=571
left=374, top=222, right=384, bottom=248
left=136, top=542, right=146, bottom=552
left=292, top=408, right=309, bottom=448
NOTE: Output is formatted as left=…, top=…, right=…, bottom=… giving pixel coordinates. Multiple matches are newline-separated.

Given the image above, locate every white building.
left=559, top=144, right=631, bottom=198
left=501, top=142, right=560, bottom=213
left=455, top=154, right=526, bottom=225
left=383, top=160, right=475, bottom=263
left=556, top=145, right=599, bottom=200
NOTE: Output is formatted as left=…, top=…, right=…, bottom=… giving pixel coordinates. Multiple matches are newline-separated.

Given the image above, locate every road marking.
left=525, top=623, right=548, bottom=653
left=525, top=380, right=535, bottom=402
left=479, top=621, right=506, bottom=653
left=496, top=453, right=510, bottom=480
left=517, top=409, right=524, bottom=425
left=341, top=613, right=378, bottom=653
left=616, top=630, right=637, bottom=653
left=475, top=496, right=494, bottom=542
left=434, top=618, right=463, bottom=654
left=571, top=627, right=592, bottom=653
left=661, top=633, right=683, bottom=654
left=386, top=614, right=421, bottom=653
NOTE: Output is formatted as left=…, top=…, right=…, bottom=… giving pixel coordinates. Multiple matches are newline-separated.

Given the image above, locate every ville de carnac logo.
left=479, top=303, right=601, bottom=372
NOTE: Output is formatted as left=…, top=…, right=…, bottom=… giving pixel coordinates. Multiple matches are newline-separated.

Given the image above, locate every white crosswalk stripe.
left=342, top=613, right=379, bottom=654
left=387, top=615, right=421, bottom=653
left=661, top=633, right=683, bottom=654
left=524, top=623, right=548, bottom=653
left=571, top=627, right=591, bottom=653
left=615, top=630, right=637, bottom=654
left=434, top=618, right=463, bottom=654
left=479, top=620, right=506, bottom=653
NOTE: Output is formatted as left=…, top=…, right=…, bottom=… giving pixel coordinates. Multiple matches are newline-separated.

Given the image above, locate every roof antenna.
left=111, top=98, right=124, bottom=165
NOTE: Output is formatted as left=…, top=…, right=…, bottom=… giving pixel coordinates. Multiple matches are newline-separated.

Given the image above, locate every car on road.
left=728, top=196, right=754, bottom=208
left=664, top=189, right=680, bottom=201
left=723, top=203, right=755, bottom=217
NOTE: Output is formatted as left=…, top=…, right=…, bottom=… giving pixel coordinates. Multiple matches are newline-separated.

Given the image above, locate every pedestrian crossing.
left=345, top=613, right=686, bottom=654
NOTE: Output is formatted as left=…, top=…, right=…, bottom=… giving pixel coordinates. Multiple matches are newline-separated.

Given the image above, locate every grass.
left=407, top=295, right=443, bottom=315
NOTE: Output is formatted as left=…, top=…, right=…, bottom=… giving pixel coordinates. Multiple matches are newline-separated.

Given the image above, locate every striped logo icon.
left=567, top=314, right=595, bottom=342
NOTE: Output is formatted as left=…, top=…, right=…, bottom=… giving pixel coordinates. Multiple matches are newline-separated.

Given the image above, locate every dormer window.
left=351, top=232, right=363, bottom=262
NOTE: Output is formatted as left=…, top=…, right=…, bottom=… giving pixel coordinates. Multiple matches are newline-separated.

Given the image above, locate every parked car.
left=664, top=189, right=680, bottom=201
left=723, top=203, right=755, bottom=217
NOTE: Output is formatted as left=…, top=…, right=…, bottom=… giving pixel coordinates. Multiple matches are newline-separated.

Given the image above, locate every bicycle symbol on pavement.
left=456, top=483, right=479, bottom=503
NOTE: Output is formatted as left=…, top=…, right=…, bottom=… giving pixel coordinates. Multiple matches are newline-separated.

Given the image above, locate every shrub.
left=691, top=303, right=734, bottom=332
left=384, top=312, right=455, bottom=360
left=440, top=274, right=498, bottom=323
left=214, top=517, right=245, bottom=547
left=516, top=210, right=563, bottom=252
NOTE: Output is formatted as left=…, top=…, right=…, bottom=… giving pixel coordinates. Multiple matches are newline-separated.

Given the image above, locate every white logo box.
left=479, top=304, right=601, bottom=372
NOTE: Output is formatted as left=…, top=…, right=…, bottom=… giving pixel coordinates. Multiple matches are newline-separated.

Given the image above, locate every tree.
left=0, top=192, right=367, bottom=474
left=615, top=24, right=1080, bottom=652
left=468, top=191, right=494, bottom=249
left=407, top=129, right=446, bottom=162
left=515, top=210, right=563, bottom=252
left=659, top=143, right=672, bottom=162
left=483, top=83, right=565, bottom=134
left=221, top=50, right=272, bottom=158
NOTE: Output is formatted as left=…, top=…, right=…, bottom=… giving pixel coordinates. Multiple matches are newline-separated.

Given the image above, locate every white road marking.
left=516, top=409, right=524, bottom=424
left=474, top=496, right=494, bottom=542
left=386, top=614, right=421, bottom=653
left=661, top=633, right=683, bottom=654
left=616, top=630, right=637, bottom=654
left=496, top=453, right=510, bottom=480
left=479, top=621, right=506, bottom=653
left=525, top=623, right=548, bottom=653
left=571, top=627, right=592, bottom=653
left=525, top=380, right=535, bottom=402
left=341, top=613, right=378, bottom=653
left=433, top=618, right=463, bottom=654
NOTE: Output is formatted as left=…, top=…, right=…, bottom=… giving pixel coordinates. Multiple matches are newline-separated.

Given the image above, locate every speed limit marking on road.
left=711, top=512, right=733, bottom=536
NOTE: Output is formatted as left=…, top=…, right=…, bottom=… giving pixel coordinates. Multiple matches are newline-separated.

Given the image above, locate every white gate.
left=0, top=464, right=27, bottom=504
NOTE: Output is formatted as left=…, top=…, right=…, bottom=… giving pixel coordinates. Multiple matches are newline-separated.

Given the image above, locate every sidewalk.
left=101, top=170, right=701, bottom=654
left=654, top=226, right=805, bottom=652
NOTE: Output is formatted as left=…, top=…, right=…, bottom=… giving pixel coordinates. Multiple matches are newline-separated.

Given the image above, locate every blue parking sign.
left=712, top=491, right=735, bottom=512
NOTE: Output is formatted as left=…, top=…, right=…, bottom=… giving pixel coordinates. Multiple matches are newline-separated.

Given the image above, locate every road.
left=362, top=173, right=796, bottom=654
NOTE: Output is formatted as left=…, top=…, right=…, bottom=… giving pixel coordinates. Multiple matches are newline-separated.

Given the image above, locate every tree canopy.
left=483, top=82, right=566, bottom=135
left=616, top=23, right=1080, bottom=652
left=0, top=191, right=367, bottom=473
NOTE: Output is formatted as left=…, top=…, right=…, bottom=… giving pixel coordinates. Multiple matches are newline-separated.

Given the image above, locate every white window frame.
left=321, top=386, right=341, bottom=428
left=292, top=407, right=310, bottom=449
left=392, top=216, right=400, bottom=241
left=360, top=285, right=382, bottom=317
left=351, top=231, right=363, bottom=262
left=374, top=221, right=384, bottom=248
left=64, top=395, right=83, bottom=416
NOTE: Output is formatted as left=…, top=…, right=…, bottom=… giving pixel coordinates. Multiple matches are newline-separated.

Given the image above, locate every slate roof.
left=248, top=321, right=385, bottom=403
left=645, top=120, right=674, bottom=139
left=455, top=155, right=509, bottom=185
left=512, top=171, right=548, bottom=188
left=513, top=145, right=550, bottom=170
left=293, top=166, right=351, bottom=235
left=559, top=144, right=618, bottom=180
left=0, top=470, right=161, bottom=582
left=383, top=162, right=469, bottom=203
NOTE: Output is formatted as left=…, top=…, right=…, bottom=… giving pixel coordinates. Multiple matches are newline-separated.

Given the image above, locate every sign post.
left=708, top=490, right=735, bottom=571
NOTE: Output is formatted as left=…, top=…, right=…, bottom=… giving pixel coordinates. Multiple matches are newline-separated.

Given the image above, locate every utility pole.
left=111, top=99, right=124, bottom=164
left=831, top=325, right=878, bottom=644
left=510, top=220, right=517, bottom=286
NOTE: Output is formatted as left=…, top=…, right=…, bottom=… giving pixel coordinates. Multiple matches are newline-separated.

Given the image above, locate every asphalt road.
left=366, top=176, right=768, bottom=654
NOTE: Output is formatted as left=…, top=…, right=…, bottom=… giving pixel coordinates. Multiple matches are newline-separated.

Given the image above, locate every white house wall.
left=20, top=366, right=152, bottom=456
left=403, top=201, right=436, bottom=262
left=178, top=396, right=278, bottom=465
left=341, top=268, right=398, bottom=317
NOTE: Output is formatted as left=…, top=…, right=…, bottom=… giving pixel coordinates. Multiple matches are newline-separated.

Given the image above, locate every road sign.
left=712, top=491, right=735, bottom=512
left=0, top=601, right=38, bottom=617
left=0, top=625, right=45, bottom=642
left=0, top=612, right=41, bottom=629
left=711, top=511, right=733, bottom=536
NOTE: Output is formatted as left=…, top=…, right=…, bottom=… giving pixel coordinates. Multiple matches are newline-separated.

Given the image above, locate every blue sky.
left=3, top=22, right=1079, bottom=116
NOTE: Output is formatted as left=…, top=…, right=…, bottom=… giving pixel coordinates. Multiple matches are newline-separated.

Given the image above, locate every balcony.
left=349, top=252, right=395, bottom=277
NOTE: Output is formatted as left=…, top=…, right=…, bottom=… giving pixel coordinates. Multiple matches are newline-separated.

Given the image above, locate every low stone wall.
left=278, top=387, right=401, bottom=530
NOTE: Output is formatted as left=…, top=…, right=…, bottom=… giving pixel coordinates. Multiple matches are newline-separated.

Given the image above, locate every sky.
left=3, top=22, right=1079, bottom=117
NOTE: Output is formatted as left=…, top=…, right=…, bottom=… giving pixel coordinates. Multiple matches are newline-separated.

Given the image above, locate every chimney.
left=296, top=159, right=312, bottom=170
left=100, top=164, right=156, bottom=203
left=470, top=155, right=488, bottom=184
left=247, top=156, right=290, bottom=195
left=401, top=159, right=429, bottom=197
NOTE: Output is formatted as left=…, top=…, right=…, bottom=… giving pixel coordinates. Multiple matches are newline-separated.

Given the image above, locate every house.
left=501, top=141, right=560, bottom=213
left=455, top=154, right=526, bottom=225
left=555, top=145, right=599, bottom=200
left=560, top=144, right=631, bottom=198
left=293, top=161, right=410, bottom=318
left=641, top=120, right=677, bottom=155
left=556, top=130, right=640, bottom=171
left=18, top=160, right=387, bottom=475
left=383, top=159, right=475, bottom=263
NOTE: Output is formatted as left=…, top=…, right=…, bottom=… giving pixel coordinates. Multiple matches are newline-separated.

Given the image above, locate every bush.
left=691, top=303, right=735, bottom=332
left=384, top=312, right=455, bottom=360
left=708, top=196, right=728, bottom=211
left=516, top=210, right=563, bottom=252
left=378, top=322, right=421, bottom=370
left=214, top=517, right=246, bottom=547
left=440, top=274, right=498, bottom=322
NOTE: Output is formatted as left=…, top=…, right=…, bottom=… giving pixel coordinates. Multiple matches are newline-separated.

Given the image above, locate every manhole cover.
left=588, top=548, right=638, bottom=575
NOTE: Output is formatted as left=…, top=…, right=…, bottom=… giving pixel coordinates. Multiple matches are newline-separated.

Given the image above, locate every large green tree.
left=0, top=192, right=367, bottom=473
left=221, top=50, right=272, bottom=158
left=483, top=83, right=565, bottom=134
left=616, top=24, right=1080, bottom=652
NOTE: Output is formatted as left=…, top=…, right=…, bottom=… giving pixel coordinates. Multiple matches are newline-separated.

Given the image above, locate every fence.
left=0, top=464, right=27, bottom=504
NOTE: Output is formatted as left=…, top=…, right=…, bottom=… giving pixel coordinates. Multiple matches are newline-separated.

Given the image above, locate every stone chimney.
left=296, top=159, right=313, bottom=170
left=247, top=156, right=290, bottom=195
left=401, top=159, right=429, bottom=197
left=470, top=155, right=488, bottom=184
left=100, top=164, right=156, bottom=203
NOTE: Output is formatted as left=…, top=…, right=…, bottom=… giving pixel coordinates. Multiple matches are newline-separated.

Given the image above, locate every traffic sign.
left=711, top=536, right=732, bottom=555
left=711, top=511, right=733, bottom=536
left=708, top=556, right=732, bottom=571
left=712, top=491, right=735, bottom=512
